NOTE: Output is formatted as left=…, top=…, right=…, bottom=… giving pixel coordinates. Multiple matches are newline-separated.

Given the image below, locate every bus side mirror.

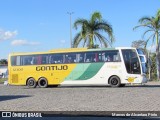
left=139, top=55, right=147, bottom=63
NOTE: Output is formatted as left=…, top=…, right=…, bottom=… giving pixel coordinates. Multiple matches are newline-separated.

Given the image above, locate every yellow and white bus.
left=8, top=47, right=148, bottom=88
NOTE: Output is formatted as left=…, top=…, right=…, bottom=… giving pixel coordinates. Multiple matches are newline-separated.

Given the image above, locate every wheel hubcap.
left=29, top=80, right=34, bottom=86
left=40, top=80, right=46, bottom=86
left=111, top=79, right=118, bottom=85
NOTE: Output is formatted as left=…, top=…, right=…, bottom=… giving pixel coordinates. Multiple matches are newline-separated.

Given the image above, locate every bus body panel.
left=61, top=62, right=123, bottom=85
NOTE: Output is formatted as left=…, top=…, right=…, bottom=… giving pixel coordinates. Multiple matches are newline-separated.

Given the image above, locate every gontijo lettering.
left=36, top=65, right=68, bottom=71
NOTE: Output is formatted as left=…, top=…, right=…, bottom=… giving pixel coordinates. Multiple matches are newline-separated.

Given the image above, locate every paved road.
left=0, top=82, right=160, bottom=112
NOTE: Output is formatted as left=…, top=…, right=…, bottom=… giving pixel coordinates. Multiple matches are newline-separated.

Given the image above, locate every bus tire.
left=109, top=76, right=121, bottom=87
left=27, top=78, right=37, bottom=88
left=120, top=84, right=125, bottom=87
left=38, top=77, right=48, bottom=88
left=50, top=85, right=59, bottom=87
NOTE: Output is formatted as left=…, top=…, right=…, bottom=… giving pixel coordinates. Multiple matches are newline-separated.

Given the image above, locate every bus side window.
left=94, top=53, right=100, bottom=62
left=49, top=55, right=56, bottom=64
left=11, top=56, right=16, bottom=66
left=113, top=54, right=120, bottom=62
left=23, top=58, right=27, bottom=65
left=102, top=52, right=106, bottom=62
left=105, top=55, right=111, bottom=62
left=84, top=52, right=101, bottom=63
left=78, top=53, right=84, bottom=63
left=103, top=51, right=110, bottom=62
left=23, top=57, right=29, bottom=65
left=23, top=56, right=27, bottom=65
left=31, top=56, right=38, bottom=65
left=28, top=56, right=33, bottom=65
left=85, top=52, right=92, bottom=62
left=103, top=50, right=120, bottom=62
left=56, top=54, right=63, bottom=63
left=26, top=55, right=42, bottom=65
left=11, top=56, right=21, bottom=66
left=37, top=55, right=42, bottom=64
left=41, top=55, right=48, bottom=64
left=51, top=55, right=61, bottom=64
left=85, top=53, right=90, bottom=62
left=42, top=58, right=46, bottom=64
left=71, top=53, right=76, bottom=63
left=30, top=57, right=34, bottom=65
left=30, top=55, right=42, bottom=65
left=64, top=55, right=70, bottom=63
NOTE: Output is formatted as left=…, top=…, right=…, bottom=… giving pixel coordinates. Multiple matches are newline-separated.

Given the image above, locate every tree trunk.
left=89, top=35, right=94, bottom=48
left=156, top=50, right=160, bottom=80
left=156, top=31, right=160, bottom=80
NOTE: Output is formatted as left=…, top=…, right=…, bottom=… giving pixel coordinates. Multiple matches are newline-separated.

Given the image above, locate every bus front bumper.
left=133, top=75, right=148, bottom=84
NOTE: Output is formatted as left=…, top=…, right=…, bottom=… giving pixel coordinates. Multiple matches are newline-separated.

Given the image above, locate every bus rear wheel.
left=109, top=76, right=121, bottom=87
left=38, top=78, right=48, bottom=88
left=27, top=78, right=37, bottom=88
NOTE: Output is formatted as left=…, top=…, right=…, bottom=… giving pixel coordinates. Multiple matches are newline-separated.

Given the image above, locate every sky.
left=0, top=0, right=159, bottom=59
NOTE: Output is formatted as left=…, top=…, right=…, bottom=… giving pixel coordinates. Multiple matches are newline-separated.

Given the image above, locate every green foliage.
left=150, top=53, right=157, bottom=80
left=133, top=9, right=160, bottom=47
left=73, top=11, right=114, bottom=48
left=0, top=78, right=7, bottom=84
left=134, top=9, right=160, bottom=79
left=131, top=40, right=147, bottom=54
left=131, top=40, right=147, bottom=49
left=0, top=59, right=8, bottom=65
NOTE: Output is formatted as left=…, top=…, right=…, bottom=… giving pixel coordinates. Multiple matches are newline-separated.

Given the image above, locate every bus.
left=8, top=47, right=148, bottom=88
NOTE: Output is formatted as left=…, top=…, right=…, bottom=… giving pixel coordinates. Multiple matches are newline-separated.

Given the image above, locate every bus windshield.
left=137, top=49, right=144, bottom=55
left=122, top=49, right=141, bottom=74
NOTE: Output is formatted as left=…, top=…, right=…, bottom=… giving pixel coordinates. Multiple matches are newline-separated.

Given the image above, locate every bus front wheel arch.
left=26, top=78, right=37, bottom=88
left=108, top=76, right=121, bottom=87
left=38, top=77, right=48, bottom=88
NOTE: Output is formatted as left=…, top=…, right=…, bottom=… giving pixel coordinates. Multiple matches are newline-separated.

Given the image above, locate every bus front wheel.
left=109, top=76, right=121, bottom=87
left=27, top=78, right=37, bottom=88
left=38, top=78, right=48, bottom=88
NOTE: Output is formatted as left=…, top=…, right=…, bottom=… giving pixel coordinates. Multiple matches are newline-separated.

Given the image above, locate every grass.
left=0, top=78, right=7, bottom=84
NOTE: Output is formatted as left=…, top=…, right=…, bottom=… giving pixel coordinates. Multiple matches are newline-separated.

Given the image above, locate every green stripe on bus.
left=65, top=63, right=91, bottom=80
left=76, top=62, right=104, bottom=80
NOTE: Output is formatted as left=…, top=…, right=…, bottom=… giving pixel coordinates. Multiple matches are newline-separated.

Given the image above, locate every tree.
left=0, top=59, right=8, bottom=65
left=133, top=9, right=160, bottom=79
left=150, top=53, right=157, bottom=80
left=73, top=11, right=114, bottom=48
left=131, top=40, right=147, bottom=53
left=131, top=40, right=147, bottom=49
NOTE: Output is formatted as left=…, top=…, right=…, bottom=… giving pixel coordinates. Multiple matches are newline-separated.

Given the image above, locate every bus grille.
left=12, top=74, right=18, bottom=83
